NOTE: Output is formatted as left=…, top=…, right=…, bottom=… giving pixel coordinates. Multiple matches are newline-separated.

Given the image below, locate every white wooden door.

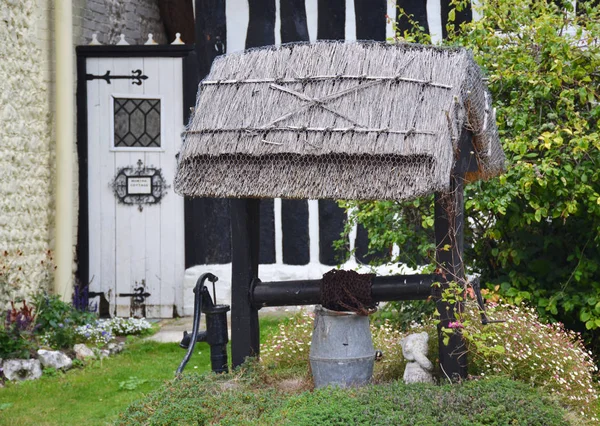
left=86, top=56, right=184, bottom=318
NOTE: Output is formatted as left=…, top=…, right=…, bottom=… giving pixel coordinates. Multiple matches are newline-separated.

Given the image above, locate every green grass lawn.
left=0, top=316, right=282, bottom=426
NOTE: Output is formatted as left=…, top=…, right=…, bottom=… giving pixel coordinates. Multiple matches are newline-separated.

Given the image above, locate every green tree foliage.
left=345, top=0, right=600, bottom=349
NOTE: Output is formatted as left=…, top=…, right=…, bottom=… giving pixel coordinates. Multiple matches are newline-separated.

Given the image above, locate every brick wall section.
left=82, top=0, right=167, bottom=45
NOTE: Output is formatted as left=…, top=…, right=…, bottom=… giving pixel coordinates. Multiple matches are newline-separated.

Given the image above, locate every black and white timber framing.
left=186, top=0, right=478, bottom=376
left=186, top=0, right=476, bottom=274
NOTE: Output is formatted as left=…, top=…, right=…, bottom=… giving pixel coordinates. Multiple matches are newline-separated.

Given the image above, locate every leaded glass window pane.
left=114, top=98, right=161, bottom=148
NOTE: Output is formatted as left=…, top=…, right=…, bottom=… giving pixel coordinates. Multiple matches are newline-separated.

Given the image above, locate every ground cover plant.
left=116, top=361, right=571, bottom=425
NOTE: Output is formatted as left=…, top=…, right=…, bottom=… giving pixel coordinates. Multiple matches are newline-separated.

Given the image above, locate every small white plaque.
left=127, top=177, right=152, bottom=195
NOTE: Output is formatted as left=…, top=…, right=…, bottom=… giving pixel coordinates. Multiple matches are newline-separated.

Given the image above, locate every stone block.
left=3, top=359, right=43, bottom=381
left=73, top=343, right=96, bottom=360
left=37, top=349, right=73, bottom=370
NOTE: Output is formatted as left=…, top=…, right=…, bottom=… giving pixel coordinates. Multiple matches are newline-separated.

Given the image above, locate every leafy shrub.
left=0, top=301, right=36, bottom=359
left=33, top=293, right=97, bottom=350
left=342, top=0, right=600, bottom=356
left=34, top=293, right=97, bottom=331
left=462, top=301, right=599, bottom=422
left=372, top=299, right=436, bottom=330
left=116, top=367, right=571, bottom=425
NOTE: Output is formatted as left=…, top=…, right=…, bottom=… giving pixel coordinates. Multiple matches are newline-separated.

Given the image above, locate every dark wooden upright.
left=434, top=130, right=476, bottom=381
left=230, top=198, right=261, bottom=368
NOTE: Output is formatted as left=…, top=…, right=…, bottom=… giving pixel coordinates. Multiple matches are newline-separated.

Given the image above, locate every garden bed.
left=1, top=295, right=156, bottom=384
left=115, top=365, right=573, bottom=425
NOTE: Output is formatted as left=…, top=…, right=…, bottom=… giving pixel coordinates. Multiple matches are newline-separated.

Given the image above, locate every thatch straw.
left=175, top=41, right=505, bottom=201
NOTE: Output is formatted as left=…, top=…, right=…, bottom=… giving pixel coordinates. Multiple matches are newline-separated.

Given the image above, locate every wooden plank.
left=246, top=0, right=276, bottom=48
left=86, top=58, right=103, bottom=299
left=318, top=200, right=348, bottom=265
left=156, top=57, right=185, bottom=318
left=76, top=54, right=90, bottom=298
left=172, top=58, right=186, bottom=317
left=433, top=130, right=472, bottom=382
left=143, top=56, right=162, bottom=319
left=195, top=0, right=227, bottom=71
left=126, top=57, right=146, bottom=319
left=97, top=57, right=118, bottom=316
left=185, top=0, right=230, bottom=269
left=280, top=0, right=310, bottom=43
left=317, top=0, right=345, bottom=40
left=112, top=57, right=140, bottom=317
left=259, top=199, right=276, bottom=264
left=159, top=0, right=196, bottom=44
left=354, top=0, right=387, bottom=41
left=230, top=198, right=260, bottom=368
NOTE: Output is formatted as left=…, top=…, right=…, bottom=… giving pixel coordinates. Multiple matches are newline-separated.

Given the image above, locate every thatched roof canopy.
left=175, top=41, right=505, bottom=201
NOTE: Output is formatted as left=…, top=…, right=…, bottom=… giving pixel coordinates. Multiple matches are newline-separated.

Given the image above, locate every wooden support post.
left=230, top=198, right=261, bottom=368
left=434, top=130, right=476, bottom=382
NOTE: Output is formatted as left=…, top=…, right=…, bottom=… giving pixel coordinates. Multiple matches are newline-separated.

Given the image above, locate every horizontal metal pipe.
left=251, top=274, right=435, bottom=308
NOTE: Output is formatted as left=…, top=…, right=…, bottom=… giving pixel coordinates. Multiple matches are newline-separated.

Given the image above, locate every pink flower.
left=448, top=321, right=464, bottom=329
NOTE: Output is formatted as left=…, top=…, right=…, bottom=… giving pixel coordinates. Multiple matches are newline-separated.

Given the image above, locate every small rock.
left=73, top=344, right=96, bottom=360
left=107, top=342, right=125, bottom=355
left=37, top=350, right=73, bottom=371
left=99, top=349, right=110, bottom=359
left=3, top=359, right=42, bottom=381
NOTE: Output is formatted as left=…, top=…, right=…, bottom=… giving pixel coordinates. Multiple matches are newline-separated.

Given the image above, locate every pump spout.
left=176, top=273, right=218, bottom=375
left=176, top=273, right=230, bottom=375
